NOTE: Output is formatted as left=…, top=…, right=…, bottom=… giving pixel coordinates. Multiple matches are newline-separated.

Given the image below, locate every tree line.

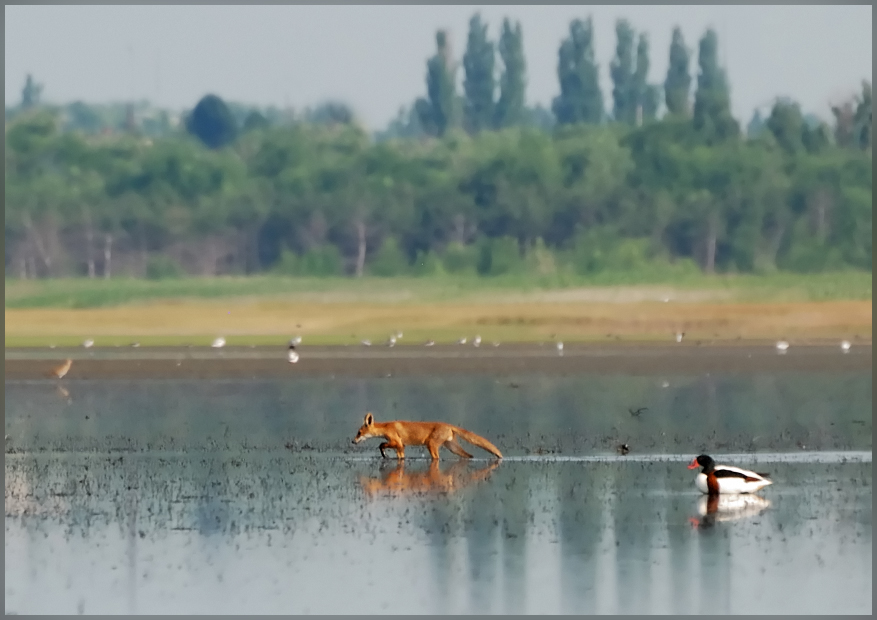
left=5, top=14, right=872, bottom=280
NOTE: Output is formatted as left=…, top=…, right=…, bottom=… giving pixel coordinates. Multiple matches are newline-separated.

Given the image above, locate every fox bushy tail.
left=453, top=427, right=503, bottom=459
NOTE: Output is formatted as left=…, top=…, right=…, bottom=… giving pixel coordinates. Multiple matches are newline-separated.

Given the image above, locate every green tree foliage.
left=418, top=30, right=459, bottom=137
left=766, top=99, right=805, bottom=154
left=552, top=17, right=604, bottom=125
left=462, top=13, right=496, bottom=135
left=303, top=101, right=356, bottom=127
left=610, top=20, right=637, bottom=124
left=4, top=21, right=871, bottom=281
left=853, top=80, right=872, bottom=150
left=242, top=110, right=271, bottom=133
left=634, top=34, right=661, bottom=122
left=692, top=29, right=738, bottom=142
left=494, top=18, right=527, bottom=129
left=664, top=27, right=691, bottom=117
left=21, top=74, right=43, bottom=110
left=186, top=94, right=238, bottom=149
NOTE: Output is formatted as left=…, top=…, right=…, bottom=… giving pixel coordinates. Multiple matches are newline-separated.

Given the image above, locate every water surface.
left=5, top=365, right=872, bottom=614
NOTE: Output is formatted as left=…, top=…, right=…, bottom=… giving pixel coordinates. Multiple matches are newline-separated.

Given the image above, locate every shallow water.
left=4, top=369, right=873, bottom=614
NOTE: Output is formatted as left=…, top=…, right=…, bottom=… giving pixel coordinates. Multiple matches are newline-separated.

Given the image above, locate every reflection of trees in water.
left=462, top=465, right=503, bottom=614
left=611, top=461, right=664, bottom=614
left=557, top=463, right=606, bottom=613
left=497, top=464, right=529, bottom=614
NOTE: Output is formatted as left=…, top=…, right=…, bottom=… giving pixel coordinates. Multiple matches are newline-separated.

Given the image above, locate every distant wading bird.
left=48, top=359, right=73, bottom=379
left=288, top=341, right=300, bottom=364
left=775, top=340, right=789, bottom=354
left=687, top=455, right=773, bottom=495
left=841, top=340, right=851, bottom=353
left=212, top=337, right=226, bottom=348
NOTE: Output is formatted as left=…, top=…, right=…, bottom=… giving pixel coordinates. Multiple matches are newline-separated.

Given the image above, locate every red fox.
left=351, top=412, right=503, bottom=461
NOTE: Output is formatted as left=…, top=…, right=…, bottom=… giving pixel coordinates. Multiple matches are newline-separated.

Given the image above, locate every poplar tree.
left=463, top=13, right=495, bottom=134
left=552, top=17, right=604, bottom=125
left=692, top=29, right=738, bottom=141
left=664, top=27, right=691, bottom=117
left=610, top=20, right=637, bottom=123
left=494, top=18, right=527, bottom=129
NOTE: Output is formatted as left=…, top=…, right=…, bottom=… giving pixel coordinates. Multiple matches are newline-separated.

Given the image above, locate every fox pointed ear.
left=364, top=412, right=374, bottom=426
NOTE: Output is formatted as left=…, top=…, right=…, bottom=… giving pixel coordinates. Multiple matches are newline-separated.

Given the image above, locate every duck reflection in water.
left=359, top=459, right=501, bottom=499
left=689, top=493, right=772, bottom=529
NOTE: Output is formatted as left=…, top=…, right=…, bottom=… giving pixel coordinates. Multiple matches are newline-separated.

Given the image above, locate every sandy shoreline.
left=5, top=343, right=871, bottom=379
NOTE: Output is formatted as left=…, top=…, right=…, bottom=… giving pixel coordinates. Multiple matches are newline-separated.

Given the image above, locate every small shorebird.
left=387, top=335, right=397, bottom=347
left=290, top=336, right=302, bottom=346
left=361, top=339, right=372, bottom=347
left=675, top=332, right=685, bottom=343
left=556, top=341, right=564, bottom=355
left=473, top=335, right=481, bottom=347
left=841, top=340, right=851, bottom=353
left=211, top=337, right=226, bottom=348
left=82, top=339, right=94, bottom=349
left=457, top=337, right=467, bottom=345
left=424, top=339, right=435, bottom=347
left=130, top=342, right=141, bottom=348
left=287, top=348, right=300, bottom=364
left=492, top=342, right=501, bottom=347
left=687, top=455, right=773, bottom=495
left=617, top=443, right=630, bottom=456
left=775, top=340, right=789, bottom=354
left=48, top=359, right=73, bottom=379
left=395, top=331, right=403, bottom=340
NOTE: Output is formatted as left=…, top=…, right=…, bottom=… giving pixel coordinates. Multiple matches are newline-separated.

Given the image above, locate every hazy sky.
left=5, top=5, right=872, bottom=130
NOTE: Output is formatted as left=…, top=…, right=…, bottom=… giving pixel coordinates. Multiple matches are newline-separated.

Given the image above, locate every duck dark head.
left=688, top=454, right=715, bottom=471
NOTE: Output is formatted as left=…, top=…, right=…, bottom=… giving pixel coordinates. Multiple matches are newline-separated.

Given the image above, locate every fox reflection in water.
left=359, top=459, right=501, bottom=499
left=690, top=493, right=772, bottom=529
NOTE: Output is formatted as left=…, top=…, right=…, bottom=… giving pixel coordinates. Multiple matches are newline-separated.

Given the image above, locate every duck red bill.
left=687, top=458, right=700, bottom=469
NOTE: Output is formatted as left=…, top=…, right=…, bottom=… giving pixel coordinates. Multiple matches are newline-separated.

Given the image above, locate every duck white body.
left=689, top=455, right=773, bottom=495
left=697, top=494, right=771, bottom=521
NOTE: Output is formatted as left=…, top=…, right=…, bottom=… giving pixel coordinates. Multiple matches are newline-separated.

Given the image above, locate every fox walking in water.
left=352, top=412, right=503, bottom=461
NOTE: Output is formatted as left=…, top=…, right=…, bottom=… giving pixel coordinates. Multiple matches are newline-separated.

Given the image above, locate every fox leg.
left=383, top=440, right=405, bottom=460
left=444, top=439, right=473, bottom=459
left=426, top=440, right=442, bottom=461
left=379, top=442, right=392, bottom=459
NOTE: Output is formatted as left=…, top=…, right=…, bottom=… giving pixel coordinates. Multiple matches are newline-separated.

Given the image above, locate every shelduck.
left=211, top=337, right=226, bottom=348
left=775, top=340, right=789, bottom=354
left=841, top=340, right=851, bottom=353
left=687, top=454, right=773, bottom=495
